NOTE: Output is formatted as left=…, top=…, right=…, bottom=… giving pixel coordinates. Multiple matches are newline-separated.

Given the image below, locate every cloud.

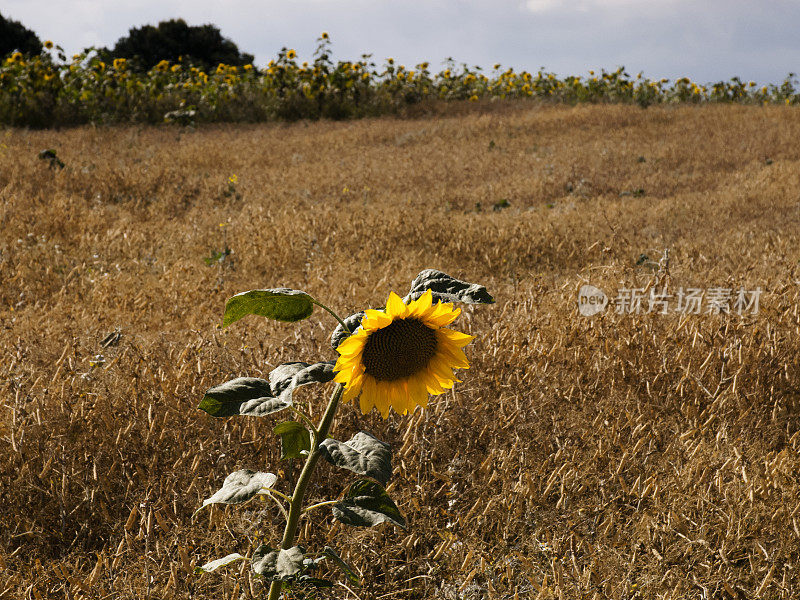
left=3, top=0, right=800, bottom=83
left=524, top=0, right=681, bottom=13
left=525, top=0, right=562, bottom=12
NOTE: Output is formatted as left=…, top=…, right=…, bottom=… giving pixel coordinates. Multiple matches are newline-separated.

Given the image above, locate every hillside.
left=1, top=103, right=800, bottom=599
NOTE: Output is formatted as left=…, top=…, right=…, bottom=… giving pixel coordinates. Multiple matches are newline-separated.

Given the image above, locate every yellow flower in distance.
left=334, top=290, right=474, bottom=418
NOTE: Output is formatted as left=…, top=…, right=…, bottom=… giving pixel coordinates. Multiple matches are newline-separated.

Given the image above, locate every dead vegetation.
left=1, top=103, right=800, bottom=599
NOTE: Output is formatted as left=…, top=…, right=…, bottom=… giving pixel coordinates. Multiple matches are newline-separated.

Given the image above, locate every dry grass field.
left=2, top=103, right=800, bottom=599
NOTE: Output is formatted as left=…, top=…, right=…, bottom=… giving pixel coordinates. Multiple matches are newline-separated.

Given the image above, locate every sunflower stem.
left=311, top=299, right=351, bottom=334
left=267, top=383, right=343, bottom=600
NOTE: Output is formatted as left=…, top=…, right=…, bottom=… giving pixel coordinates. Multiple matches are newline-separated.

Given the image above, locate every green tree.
left=103, top=19, right=254, bottom=71
left=0, top=12, right=42, bottom=56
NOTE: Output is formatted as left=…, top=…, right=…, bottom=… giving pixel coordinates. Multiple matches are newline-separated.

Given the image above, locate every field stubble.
left=1, top=103, right=800, bottom=599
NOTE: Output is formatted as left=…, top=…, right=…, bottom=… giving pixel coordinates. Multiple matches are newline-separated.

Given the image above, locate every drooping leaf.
left=319, top=432, right=392, bottom=486
left=332, top=479, right=406, bottom=529
left=322, top=546, right=361, bottom=586
left=198, top=377, right=290, bottom=418
left=195, top=553, right=247, bottom=574
left=404, top=269, right=495, bottom=305
left=330, top=311, right=364, bottom=350
left=296, top=576, right=334, bottom=588
left=198, top=469, right=277, bottom=513
left=303, top=556, right=324, bottom=569
left=274, top=421, right=311, bottom=460
left=252, top=546, right=305, bottom=580
left=223, top=288, right=315, bottom=327
left=269, top=361, right=335, bottom=399
left=199, top=362, right=334, bottom=418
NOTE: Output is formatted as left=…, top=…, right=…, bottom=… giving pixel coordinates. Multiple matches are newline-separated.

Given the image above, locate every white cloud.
left=525, top=0, right=563, bottom=12
left=524, top=0, right=683, bottom=14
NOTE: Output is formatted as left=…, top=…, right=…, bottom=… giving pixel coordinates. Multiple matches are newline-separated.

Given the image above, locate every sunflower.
left=333, top=290, right=474, bottom=418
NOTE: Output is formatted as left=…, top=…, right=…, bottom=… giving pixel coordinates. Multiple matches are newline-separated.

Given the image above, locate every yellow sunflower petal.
left=403, top=380, right=418, bottom=413
left=342, top=376, right=363, bottom=403
left=434, top=334, right=471, bottom=368
left=435, top=347, right=470, bottom=371
left=343, top=385, right=360, bottom=403
left=424, top=371, right=447, bottom=395
left=362, top=309, right=393, bottom=330
left=336, top=345, right=365, bottom=360
left=336, top=333, right=368, bottom=356
left=385, top=292, right=409, bottom=319
left=389, top=382, right=408, bottom=415
left=407, top=289, right=433, bottom=317
left=430, top=300, right=456, bottom=316
left=437, top=375, right=457, bottom=389
left=334, top=354, right=360, bottom=372
left=360, top=375, right=379, bottom=415
left=374, top=381, right=392, bottom=418
left=424, top=304, right=461, bottom=327
left=407, top=373, right=429, bottom=409
left=359, top=394, right=371, bottom=415
left=334, top=355, right=364, bottom=378
left=428, top=355, right=458, bottom=382
left=437, top=328, right=475, bottom=347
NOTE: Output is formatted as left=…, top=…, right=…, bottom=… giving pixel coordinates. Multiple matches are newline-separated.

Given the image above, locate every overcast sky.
left=4, top=0, right=800, bottom=84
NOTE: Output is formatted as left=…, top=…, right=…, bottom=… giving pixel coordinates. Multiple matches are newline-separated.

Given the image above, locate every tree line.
left=1, top=13, right=254, bottom=71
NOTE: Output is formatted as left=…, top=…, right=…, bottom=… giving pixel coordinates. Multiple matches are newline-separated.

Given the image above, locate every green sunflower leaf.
left=195, top=553, right=247, bottom=574
left=332, top=479, right=407, bottom=529
left=322, top=546, right=361, bottom=586
left=319, top=432, right=392, bottom=486
left=404, top=269, right=495, bottom=305
left=269, top=361, right=335, bottom=395
left=274, top=421, right=311, bottom=460
left=223, top=288, right=315, bottom=327
left=199, top=377, right=289, bottom=417
left=199, top=362, right=334, bottom=418
left=197, top=469, right=278, bottom=514
left=252, top=545, right=305, bottom=580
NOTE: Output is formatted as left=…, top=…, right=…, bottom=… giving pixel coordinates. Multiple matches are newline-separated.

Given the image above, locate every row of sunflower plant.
left=2, top=34, right=798, bottom=127
left=193, top=270, right=494, bottom=596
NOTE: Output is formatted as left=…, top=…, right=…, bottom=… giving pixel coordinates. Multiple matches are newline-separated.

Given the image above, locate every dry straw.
left=1, top=103, right=799, bottom=598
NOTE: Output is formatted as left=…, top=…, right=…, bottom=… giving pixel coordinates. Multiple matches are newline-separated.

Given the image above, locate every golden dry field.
left=2, top=103, right=800, bottom=599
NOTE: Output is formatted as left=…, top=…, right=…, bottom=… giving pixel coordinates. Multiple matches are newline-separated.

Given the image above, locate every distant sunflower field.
left=2, top=34, right=798, bottom=127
